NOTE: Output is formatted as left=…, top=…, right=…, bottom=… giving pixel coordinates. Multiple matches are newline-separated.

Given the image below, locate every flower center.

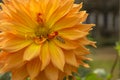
left=25, top=27, right=58, bottom=45
left=25, top=30, right=58, bottom=44
left=34, top=31, right=58, bottom=44
left=25, top=13, right=59, bottom=44
left=36, top=13, right=43, bottom=24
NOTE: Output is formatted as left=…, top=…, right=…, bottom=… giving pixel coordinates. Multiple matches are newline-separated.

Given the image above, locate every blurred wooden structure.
left=75, top=0, right=119, bottom=45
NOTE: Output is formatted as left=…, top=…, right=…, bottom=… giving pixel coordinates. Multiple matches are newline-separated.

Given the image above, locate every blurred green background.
left=0, top=0, right=120, bottom=80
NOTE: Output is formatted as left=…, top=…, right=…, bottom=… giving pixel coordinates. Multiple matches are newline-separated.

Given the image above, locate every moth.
left=56, top=36, right=65, bottom=44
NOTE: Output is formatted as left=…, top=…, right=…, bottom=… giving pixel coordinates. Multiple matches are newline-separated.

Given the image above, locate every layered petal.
left=45, top=0, right=60, bottom=21
left=59, top=29, right=88, bottom=40
left=27, top=58, right=41, bottom=79
left=64, top=50, right=78, bottom=67
left=74, top=45, right=90, bottom=56
left=40, top=42, right=50, bottom=70
left=24, top=43, right=41, bottom=61
left=44, top=64, right=59, bottom=80
left=71, top=24, right=95, bottom=32
left=34, top=72, right=49, bottom=80
left=78, top=37, right=96, bottom=47
left=64, top=64, right=77, bottom=75
left=47, top=0, right=74, bottom=28
left=51, top=16, right=80, bottom=31
left=12, top=65, right=28, bottom=80
left=53, top=38, right=78, bottom=50
left=68, top=3, right=83, bottom=14
left=0, top=51, right=8, bottom=68
left=1, top=38, right=32, bottom=52
left=49, top=41, right=65, bottom=71
left=0, top=51, right=24, bottom=73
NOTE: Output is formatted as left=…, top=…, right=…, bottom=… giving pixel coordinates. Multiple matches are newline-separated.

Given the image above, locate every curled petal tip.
left=84, top=64, right=90, bottom=68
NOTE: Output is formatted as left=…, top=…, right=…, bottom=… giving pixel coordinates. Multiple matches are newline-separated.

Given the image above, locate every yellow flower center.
left=25, top=29, right=58, bottom=45
left=25, top=13, right=59, bottom=44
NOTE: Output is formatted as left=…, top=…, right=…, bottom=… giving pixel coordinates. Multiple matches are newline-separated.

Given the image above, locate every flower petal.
left=79, top=13, right=88, bottom=22
left=35, top=72, right=49, bottom=80
left=6, top=0, right=37, bottom=28
left=74, top=45, right=90, bottom=56
left=64, top=64, right=77, bottom=75
left=0, top=51, right=8, bottom=63
left=8, top=22, right=35, bottom=37
left=0, top=51, right=8, bottom=69
left=47, top=0, right=73, bottom=28
left=49, top=41, right=65, bottom=71
left=68, top=3, right=83, bottom=14
left=1, top=38, right=32, bottom=52
left=64, top=50, right=78, bottom=67
left=78, top=37, right=96, bottom=47
left=45, top=0, right=60, bottom=21
left=40, top=42, right=50, bottom=71
left=44, top=64, right=59, bottom=80
left=27, top=58, right=41, bottom=79
left=71, top=24, right=95, bottom=32
left=53, top=38, right=78, bottom=50
left=24, top=43, right=41, bottom=61
left=0, top=51, right=24, bottom=73
left=51, top=16, right=79, bottom=31
left=58, top=72, right=66, bottom=80
left=59, top=29, right=88, bottom=40
left=29, top=0, right=43, bottom=19
left=12, top=66, right=28, bottom=80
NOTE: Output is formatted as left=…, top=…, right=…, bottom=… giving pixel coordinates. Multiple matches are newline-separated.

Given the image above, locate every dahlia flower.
left=0, top=0, right=96, bottom=80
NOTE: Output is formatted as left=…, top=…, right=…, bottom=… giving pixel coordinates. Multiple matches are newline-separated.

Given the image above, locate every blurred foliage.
left=0, top=69, right=110, bottom=80
left=75, top=68, right=109, bottom=80
left=0, top=72, right=11, bottom=80
left=115, top=42, right=120, bottom=56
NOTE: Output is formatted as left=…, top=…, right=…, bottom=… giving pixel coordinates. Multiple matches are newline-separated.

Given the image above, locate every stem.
left=117, top=0, right=120, bottom=76
left=107, top=52, right=119, bottom=80
left=118, top=56, right=120, bottom=79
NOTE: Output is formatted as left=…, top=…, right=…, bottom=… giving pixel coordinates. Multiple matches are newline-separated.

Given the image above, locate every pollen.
left=25, top=32, right=36, bottom=40
left=34, top=37, right=46, bottom=44
left=37, top=13, right=43, bottom=24
left=48, top=31, right=58, bottom=39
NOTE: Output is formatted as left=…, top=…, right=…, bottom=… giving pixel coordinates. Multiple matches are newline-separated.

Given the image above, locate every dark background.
left=75, top=0, right=120, bottom=46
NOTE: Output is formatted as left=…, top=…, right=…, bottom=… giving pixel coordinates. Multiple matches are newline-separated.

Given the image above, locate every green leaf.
left=76, top=76, right=81, bottom=80
left=26, top=78, right=30, bottom=80
left=106, top=74, right=112, bottom=80
left=85, top=73, right=103, bottom=80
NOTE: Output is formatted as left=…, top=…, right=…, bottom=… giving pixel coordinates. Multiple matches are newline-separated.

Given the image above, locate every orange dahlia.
left=0, top=0, right=96, bottom=80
